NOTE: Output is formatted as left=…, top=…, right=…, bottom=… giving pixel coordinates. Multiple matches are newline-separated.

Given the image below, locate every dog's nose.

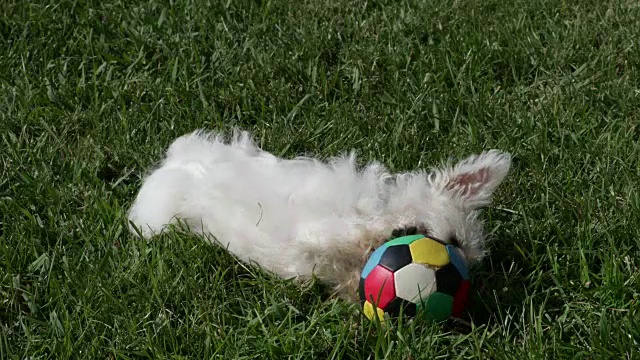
left=449, top=236, right=461, bottom=248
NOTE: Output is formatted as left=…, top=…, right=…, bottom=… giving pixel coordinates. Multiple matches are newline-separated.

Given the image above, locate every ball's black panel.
left=435, top=263, right=463, bottom=296
left=358, top=277, right=366, bottom=305
left=385, top=297, right=417, bottom=318
left=378, top=244, right=412, bottom=272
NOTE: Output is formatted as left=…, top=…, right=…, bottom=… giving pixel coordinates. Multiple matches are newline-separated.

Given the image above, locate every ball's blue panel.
left=446, top=245, right=469, bottom=280
left=361, top=244, right=388, bottom=279
left=378, top=244, right=412, bottom=272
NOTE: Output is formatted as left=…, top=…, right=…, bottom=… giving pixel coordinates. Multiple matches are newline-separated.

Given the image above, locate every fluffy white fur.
left=128, top=130, right=511, bottom=301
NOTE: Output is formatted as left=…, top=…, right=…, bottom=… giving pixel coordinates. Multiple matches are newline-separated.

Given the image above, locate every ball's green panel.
left=417, top=292, right=453, bottom=322
left=385, top=234, right=425, bottom=247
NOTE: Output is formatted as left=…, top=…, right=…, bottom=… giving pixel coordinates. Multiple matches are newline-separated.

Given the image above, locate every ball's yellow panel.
left=363, top=300, right=385, bottom=323
left=409, top=238, right=450, bottom=266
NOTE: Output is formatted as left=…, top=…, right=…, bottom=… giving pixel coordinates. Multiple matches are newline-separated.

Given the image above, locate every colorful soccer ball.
left=359, top=234, right=470, bottom=323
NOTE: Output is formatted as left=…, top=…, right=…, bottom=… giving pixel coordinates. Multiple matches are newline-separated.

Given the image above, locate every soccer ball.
left=359, top=234, right=470, bottom=323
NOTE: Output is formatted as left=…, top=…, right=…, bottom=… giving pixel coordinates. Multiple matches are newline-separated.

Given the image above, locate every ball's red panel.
left=364, top=265, right=396, bottom=309
left=452, top=280, right=470, bottom=318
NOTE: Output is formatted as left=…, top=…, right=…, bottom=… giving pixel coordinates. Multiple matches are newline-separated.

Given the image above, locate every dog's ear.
left=433, top=150, right=511, bottom=211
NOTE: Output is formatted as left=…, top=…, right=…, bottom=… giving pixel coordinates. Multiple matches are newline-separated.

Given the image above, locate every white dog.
left=128, top=130, right=511, bottom=301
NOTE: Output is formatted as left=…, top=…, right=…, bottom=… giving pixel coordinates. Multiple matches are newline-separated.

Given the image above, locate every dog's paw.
left=390, top=226, right=419, bottom=239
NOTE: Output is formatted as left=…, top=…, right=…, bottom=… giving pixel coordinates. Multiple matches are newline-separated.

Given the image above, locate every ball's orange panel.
left=409, top=238, right=449, bottom=266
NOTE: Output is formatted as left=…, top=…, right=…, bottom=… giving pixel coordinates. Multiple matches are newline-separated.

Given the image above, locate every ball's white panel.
left=393, top=263, right=437, bottom=303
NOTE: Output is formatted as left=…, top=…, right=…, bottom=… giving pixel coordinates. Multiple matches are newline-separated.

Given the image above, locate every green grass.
left=1, top=0, right=639, bottom=358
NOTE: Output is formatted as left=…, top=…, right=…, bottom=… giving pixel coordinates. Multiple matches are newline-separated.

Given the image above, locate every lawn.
left=1, top=0, right=639, bottom=358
